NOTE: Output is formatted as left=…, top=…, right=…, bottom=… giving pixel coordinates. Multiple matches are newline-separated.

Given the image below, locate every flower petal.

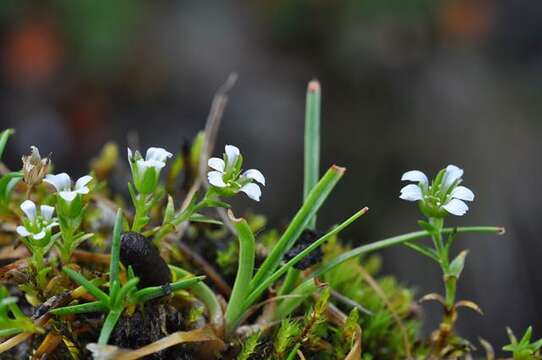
left=443, top=198, right=469, bottom=216
left=44, top=173, right=72, bottom=192
left=20, top=200, right=37, bottom=221
left=239, top=183, right=261, bottom=201
left=225, top=145, right=240, bottom=168
left=40, top=205, right=55, bottom=220
left=145, top=147, right=173, bottom=163
left=450, top=186, right=474, bottom=202
left=75, top=175, right=93, bottom=191
left=442, top=165, right=464, bottom=189
left=16, top=226, right=31, bottom=237
left=242, top=169, right=265, bottom=186
left=399, top=184, right=423, bottom=201
left=76, top=187, right=90, bottom=195
left=32, top=230, right=46, bottom=240
left=59, top=191, right=78, bottom=202
left=127, top=147, right=133, bottom=161
left=401, top=170, right=428, bottom=184
left=208, top=157, right=225, bottom=172
left=208, top=171, right=227, bottom=187
left=137, top=159, right=165, bottom=172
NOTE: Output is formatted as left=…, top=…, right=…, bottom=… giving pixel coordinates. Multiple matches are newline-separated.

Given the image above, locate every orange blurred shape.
left=3, top=17, right=63, bottom=86
left=440, top=0, right=492, bottom=43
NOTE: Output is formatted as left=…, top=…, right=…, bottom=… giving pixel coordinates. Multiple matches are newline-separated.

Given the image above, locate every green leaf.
left=250, top=165, right=345, bottom=290
left=0, top=129, right=14, bottom=160
left=109, top=209, right=124, bottom=284
left=448, top=250, right=468, bottom=278
left=404, top=241, right=440, bottom=262
left=189, top=213, right=223, bottom=225
left=224, top=213, right=257, bottom=336
left=98, top=309, right=122, bottom=345
left=132, top=276, right=205, bottom=303
left=205, top=198, right=231, bottom=209
left=304, top=79, right=321, bottom=230
left=50, top=301, right=107, bottom=316
left=163, top=195, right=175, bottom=224
left=0, top=172, right=22, bottom=205
left=63, top=268, right=109, bottom=305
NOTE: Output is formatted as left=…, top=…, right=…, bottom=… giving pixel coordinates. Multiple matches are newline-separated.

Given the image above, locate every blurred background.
left=0, top=0, right=541, bottom=352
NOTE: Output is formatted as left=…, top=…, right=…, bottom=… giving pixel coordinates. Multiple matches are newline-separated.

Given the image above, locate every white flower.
left=16, top=200, right=58, bottom=241
left=44, top=173, right=93, bottom=202
left=400, top=165, right=474, bottom=216
left=127, top=147, right=172, bottom=194
left=207, top=145, right=265, bottom=201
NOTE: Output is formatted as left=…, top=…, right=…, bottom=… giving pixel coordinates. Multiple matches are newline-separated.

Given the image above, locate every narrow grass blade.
left=63, top=268, right=109, bottom=305
left=280, top=80, right=322, bottom=297
left=98, top=310, right=122, bottom=345
left=132, top=276, right=205, bottom=303
left=0, top=129, right=14, bottom=160
left=250, top=165, right=345, bottom=289
left=224, top=211, right=256, bottom=336
left=50, top=301, right=107, bottom=316
left=304, top=79, right=321, bottom=228
left=109, top=209, right=124, bottom=285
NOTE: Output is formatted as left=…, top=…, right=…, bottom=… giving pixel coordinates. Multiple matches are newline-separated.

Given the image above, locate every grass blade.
left=304, top=79, right=321, bottom=228
left=250, top=165, right=345, bottom=289
left=0, top=129, right=14, bottom=160
left=50, top=301, right=106, bottom=316
left=109, top=209, right=124, bottom=285
left=63, top=268, right=109, bottom=305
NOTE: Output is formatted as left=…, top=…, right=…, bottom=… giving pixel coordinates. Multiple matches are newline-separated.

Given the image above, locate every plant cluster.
left=0, top=79, right=522, bottom=360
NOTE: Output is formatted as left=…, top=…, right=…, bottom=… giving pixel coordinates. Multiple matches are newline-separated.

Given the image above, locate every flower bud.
left=21, top=146, right=50, bottom=187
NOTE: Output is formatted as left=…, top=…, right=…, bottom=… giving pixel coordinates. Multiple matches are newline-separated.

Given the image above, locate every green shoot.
left=236, top=331, right=261, bottom=360
left=0, top=286, right=43, bottom=338
left=51, top=209, right=204, bottom=344
left=503, top=327, right=542, bottom=360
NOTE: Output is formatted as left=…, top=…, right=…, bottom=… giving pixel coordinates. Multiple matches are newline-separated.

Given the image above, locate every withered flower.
left=21, top=146, right=50, bottom=187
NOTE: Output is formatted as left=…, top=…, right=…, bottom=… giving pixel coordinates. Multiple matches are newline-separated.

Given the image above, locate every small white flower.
left=127, top=147, right=172, bottom=194
left=207, top=145, right=265, bottom=201
left=16, top=200, right=58, bottom=241
left=400, top=165, right=474, bottom=217
left=44, top=173, right=93, bottom=202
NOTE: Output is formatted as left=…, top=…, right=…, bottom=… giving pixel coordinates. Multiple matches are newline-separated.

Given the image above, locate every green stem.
left=444, top=275, right=457, bottom=309
left=153, top=198, right=207, bottom=243
left=225, top=214, right=256, bottom=337
left=132, top=194, right=149, bottom=232
left=60, top=230, right=74, bottom=264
